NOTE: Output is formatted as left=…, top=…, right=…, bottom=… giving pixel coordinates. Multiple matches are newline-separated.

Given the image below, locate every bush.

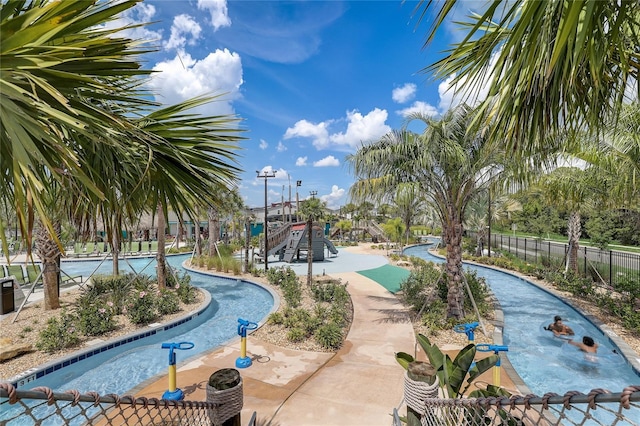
left=75, top=294, right=116, bottom=336
left=126, top=289, right=158, bottom=325
left=36, top=310, right=80, bottom=353
left=315, top=322, right=343, bottom=349
left=156, top=289, right=181, bottom=315
left=311, top=280, right=348, bottom=304
left=268, top=312, right=284, bottom=325
left=175, top=282, right=197, bottom=304
left=399, top=262, right=442, bottom=313
left=287, top=327, right=306, bottom=342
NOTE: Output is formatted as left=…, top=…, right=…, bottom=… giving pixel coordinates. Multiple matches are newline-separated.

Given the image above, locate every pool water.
left=402, top=244, right=640, bottom=395
left=20, top=254, right=274, bottom=395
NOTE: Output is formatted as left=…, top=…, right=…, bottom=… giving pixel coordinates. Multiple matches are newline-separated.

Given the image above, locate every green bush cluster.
left=267, top=276, right=351, bottom=350
left=399, top=262, right=491, bottom=332
left=156, top=289, right=181, bottom=315
left=36, top=310, right=81, bottom=353
left=75, top=293, right=116, bottom=336
left=126, top=289, right=158, bottom=325
left=268, top=267, right=302, bottom=307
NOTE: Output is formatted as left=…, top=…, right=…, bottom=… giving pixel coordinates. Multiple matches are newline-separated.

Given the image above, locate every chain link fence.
left=396, top=385, right=640, bottom=426
left=0, top=383, right=254, bottom=426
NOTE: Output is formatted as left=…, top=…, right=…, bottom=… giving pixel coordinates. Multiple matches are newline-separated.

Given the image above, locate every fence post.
left=524, top=239, right=527, bottom=262
left=610, top=250, right=613, bottom=287
left=584, top=246, right=587, bottom=278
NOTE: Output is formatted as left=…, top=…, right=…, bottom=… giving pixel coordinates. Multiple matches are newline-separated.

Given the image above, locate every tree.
left=348, top=105, right=515, bottom=318
left=382, top=218, right=405, bottom=249
left=1, top=0, right=156, bottom=258
left=392, top=183, right=426, bottom=246
left=415, top=1, right=639, bottom=157
left=334, top=220, right=352, bottom=241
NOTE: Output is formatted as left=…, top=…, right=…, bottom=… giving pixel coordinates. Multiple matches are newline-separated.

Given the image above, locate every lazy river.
left=403, top=244, right=640, bottom=396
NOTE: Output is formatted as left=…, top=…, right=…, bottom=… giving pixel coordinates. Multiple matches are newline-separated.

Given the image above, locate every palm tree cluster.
left=1, top=1, right=244, bottom=309
left=349, top=1, right=639, bottom=318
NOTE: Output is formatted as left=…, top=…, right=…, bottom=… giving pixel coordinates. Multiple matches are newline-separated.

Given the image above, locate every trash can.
left=1, top=278, right=15, bottom=314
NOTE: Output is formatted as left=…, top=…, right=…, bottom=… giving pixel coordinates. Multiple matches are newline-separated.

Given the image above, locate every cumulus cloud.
left=397, top=101, right=439, bottom=118
left=276, top=141, right=287, bottom=152
left=103, top=3, right=162, bottom=44
left=320, top=185, right=346, bottom=209
left=284, top=109, right=390, bottom=151
left=164, top=14, right=202, bottom=50
left=197, top=0, right=231, bottom=31
left=328, top=109, right=391, bottom=149
left=438, top=52, right=499, bottom=111
left=313, top=156, right=340, bottom=167
left=392, top=83, right=417, bottom=103
left=296, top=156, right=307, bottom=166
left=148, top=49, right=243, bottom=115
left=259, top=139, right=268, bottom=150
left=284, top=120, right=330, bottom=148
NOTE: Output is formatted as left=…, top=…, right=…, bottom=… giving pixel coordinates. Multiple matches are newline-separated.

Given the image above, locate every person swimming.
left=545, top=315, right=575, bottom=336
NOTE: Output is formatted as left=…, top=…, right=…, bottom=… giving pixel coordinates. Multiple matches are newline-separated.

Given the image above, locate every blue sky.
left=114, top=0, right=476, bottom=209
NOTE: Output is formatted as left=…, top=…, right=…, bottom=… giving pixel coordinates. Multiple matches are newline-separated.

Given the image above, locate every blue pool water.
left=17, top=254, right=274, bottom=395
left=403, top=244, right=640, bottom=396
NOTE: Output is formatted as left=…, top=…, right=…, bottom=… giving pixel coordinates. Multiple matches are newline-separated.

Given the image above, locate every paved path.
left=133, top=249, right=417, bottom=425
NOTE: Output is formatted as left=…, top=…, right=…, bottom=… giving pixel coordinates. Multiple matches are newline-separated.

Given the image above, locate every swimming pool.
left=11, top=254, right=275, bottom=395
left=403, top=244, right=640, bottom=396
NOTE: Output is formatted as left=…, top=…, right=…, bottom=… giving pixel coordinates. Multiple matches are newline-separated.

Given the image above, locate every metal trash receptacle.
left=1, top=278, right=15, bottom=314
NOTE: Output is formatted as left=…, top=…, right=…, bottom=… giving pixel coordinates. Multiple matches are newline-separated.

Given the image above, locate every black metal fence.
left=466, top=232, right=640, bottom=289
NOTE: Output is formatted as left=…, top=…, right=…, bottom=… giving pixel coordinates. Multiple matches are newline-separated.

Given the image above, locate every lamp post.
left=296, top=180, right=302, bottom=222
left=257, top=170, right=276, bottom=270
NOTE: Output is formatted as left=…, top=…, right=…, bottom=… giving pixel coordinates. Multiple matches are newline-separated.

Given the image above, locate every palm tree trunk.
left=208, top=207, right=219, bottom=257
left=444, top=212, right=465, bottom=319
left=156, top=203, right=167, bottom=289
left=565, top=211, right=581, bottom=275
left=35, top=220, right=62, bottom=310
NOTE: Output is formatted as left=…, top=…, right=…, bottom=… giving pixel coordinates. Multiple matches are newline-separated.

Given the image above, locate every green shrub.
left=36, top=310, right=80, bottom=353
left=175, top=281, right=197, bottom=304
left=311, top=280, right=349, bottom=304
left=126, top=289, right=158, bottom=325
left=268, top=312, right=284, bottom=325
left=287, top=327, right=306, bottom=342
left=315, top=322, right=343, bottom=349
left=399, top=262, right=442, bottom=313
left=156, top=289, right=181, bottom=315
left=75, top=294, right=116, bottom=336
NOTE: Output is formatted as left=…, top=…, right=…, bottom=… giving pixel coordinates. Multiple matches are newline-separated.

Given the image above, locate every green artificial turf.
left=356, top=264, right=410, bottom=294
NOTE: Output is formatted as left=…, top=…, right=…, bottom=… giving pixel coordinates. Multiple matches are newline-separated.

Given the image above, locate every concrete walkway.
left=133, top=255, right=417, bottom=425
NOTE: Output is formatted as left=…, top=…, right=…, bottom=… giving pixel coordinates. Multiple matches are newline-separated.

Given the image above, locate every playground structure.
left=259, top=222, right=338, bottom=263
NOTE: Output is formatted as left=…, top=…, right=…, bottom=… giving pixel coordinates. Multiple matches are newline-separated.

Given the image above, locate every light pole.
left=257, top=170, right=276, bottom=270
left=296, top=180, right=302, bottom=222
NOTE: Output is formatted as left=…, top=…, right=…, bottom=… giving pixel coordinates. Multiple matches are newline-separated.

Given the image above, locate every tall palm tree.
left=415, top=0, right=640, bottom=156
left=392, top=183, right=427, bottom=246
left=348, top=105, right=516, bottom=318
left=1, top=0, right=156, bottom=258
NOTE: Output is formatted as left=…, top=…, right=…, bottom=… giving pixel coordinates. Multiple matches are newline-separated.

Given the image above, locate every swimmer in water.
left=545, top=315, right=575, bottom=336
left=569, top=336, right=598, bottom=353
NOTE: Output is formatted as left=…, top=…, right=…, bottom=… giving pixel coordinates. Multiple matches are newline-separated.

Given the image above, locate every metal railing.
left=395, top=386, right=640, bottom=426
left=467, top=232, right=640, bottom=289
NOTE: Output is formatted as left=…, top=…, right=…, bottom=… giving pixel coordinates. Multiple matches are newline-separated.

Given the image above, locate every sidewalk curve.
left=133, top=260, right=417, bottom=425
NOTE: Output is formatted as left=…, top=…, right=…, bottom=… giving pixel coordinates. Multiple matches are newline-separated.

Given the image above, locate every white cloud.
left=165, top=14, right=202, bottom=50
left=148, top=49, right=243, bottom=115
left=284, top=109, right=390, bottom=151
left=284, top=120, right=330, bottom=148
left=397, top=101, right=439, bottom=118
left=259, top=139, right=268, bottom=150
left=438, top=52, right=499, bottom=111
left=320, top=185, right=346, bottom=209
left=103, top=3, right=162, bottom=44
left=392, top=83, right=417, bottom=103
left=296, top=156, right=308, bottom=166
left=276, top=141, right=287, bottom=152
left=197, top=0, right=231, bottom=31
left=328, top=109, right=391, bottom=149
left=313, top=156, right=340, bottom=167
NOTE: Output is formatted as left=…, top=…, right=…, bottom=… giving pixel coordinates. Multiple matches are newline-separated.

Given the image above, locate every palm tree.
left=392, top=183, right=427, bottom=246
left=415, top=1, right=640, bottom=157
left=348, top=105, right=516, bottom=318
left=1, top=0, right=156, bottom=257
